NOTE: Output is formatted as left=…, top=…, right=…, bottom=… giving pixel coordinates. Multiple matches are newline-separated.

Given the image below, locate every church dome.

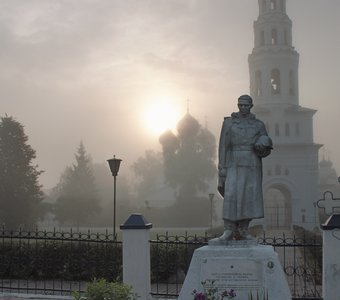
left=159, top=129, right=179, bottom=151
left=319, top=159, right=332, bottom=168
left=319, top=158, right=338, bottom=186
left=176, top=112, right=200, bottom=138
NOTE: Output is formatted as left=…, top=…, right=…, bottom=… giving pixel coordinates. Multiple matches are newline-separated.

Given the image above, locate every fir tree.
left=0, top=115, right=44, bottom=229
left=54, top=142, right=101, bottom=227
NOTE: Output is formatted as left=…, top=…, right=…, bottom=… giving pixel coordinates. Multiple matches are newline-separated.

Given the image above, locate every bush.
left=0, top=239, right=122, bottom=281
left=73, top=278, right=138, bottom=300
left=150, top=238, right=207, bottom=283
left=293, top=225, right=322, bottom=284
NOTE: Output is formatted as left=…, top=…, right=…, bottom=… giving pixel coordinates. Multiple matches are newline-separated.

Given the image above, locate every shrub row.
left=0, top=240, right=122, bottom=281
left=0, top=238, right=203, bottom=284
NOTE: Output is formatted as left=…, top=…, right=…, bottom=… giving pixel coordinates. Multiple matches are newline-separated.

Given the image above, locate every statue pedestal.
left=178, top=243, right=291, bottom=300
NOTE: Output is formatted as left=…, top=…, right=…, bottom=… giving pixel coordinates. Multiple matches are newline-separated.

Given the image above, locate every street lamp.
left=208, top=193, right=215, bottom=230
left=107, top=155, right=122, bottom=240
left=313, top=201, right=317, bottom=230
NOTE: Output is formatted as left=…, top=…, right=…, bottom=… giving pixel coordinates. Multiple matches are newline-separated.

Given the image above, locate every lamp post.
left=208, top=193, right=215, bottom=230
left=107, top=155, right=122, bottom=240
left=313, top=201, right=317, bottom=229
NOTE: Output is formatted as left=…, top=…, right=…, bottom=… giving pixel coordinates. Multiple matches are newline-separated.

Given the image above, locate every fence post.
left=321, top=213, right=340, bottom=300
left=120, top=214, right=152, bottom=300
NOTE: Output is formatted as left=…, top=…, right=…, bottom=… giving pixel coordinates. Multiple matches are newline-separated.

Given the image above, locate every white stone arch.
left=264, top=178, right=298, bottom=200
left=263, top=178, right=297, bottom=229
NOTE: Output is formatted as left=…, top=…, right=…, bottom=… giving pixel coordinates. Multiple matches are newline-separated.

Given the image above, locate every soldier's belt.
left=231, top=146, right=253, bottom=151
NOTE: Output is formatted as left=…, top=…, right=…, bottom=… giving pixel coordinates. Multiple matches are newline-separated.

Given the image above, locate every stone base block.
left=178, top=243, right=291, bottom=300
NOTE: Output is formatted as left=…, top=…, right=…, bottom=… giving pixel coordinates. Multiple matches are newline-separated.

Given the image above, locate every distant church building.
left=248, top=0, right=321, bottom=230
left=319, top=156, right=339, bottom=193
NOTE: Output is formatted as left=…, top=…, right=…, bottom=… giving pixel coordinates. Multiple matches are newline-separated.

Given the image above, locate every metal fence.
left=0, top=227, right=122, bottom=295
left=0, top=227, right=322, bottom=299
left=150, top=231, right=322, bottom=300
left=150, top=232, right=210, bottom=298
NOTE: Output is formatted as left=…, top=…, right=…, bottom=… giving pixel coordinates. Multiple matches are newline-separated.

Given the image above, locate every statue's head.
left=237, top=94, right=253, bottom=115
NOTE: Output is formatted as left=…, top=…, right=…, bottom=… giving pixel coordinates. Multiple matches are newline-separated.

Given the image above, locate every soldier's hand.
left=219, top=168, right=227, bottom=177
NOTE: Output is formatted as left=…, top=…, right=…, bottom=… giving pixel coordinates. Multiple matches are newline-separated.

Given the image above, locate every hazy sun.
left=142, top=97, right=180, bottom=136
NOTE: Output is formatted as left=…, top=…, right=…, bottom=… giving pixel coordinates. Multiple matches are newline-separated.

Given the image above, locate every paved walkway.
left=0, top=294, right=71, bottom=300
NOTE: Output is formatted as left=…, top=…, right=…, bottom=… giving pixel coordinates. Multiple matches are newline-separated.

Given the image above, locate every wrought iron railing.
left=150, top=231, right=322, bottom=300
left=150, top=232, right=209, bottom=298
left=259, top=231, right=322, bottom=299
left=0, top=227, right=322, bottom=299
left=0, top=227, right=122, bottom=295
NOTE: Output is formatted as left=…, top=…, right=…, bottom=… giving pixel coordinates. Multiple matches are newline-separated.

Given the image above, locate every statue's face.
left=238, top=99, right=253, bottom=116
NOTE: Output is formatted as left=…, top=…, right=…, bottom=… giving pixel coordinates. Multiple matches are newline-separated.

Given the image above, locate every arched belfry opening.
left=255, top=70, right=262, bottom=96
left=284, top=29, right=288, bottom=45
left=271, top=69, right=281, bottom=94
left=271, top=28, right=278, bottom=45
left=289, top=70, right=295, bottom=95
left=271, top=0, right=277, bottom=10
left=280, top=0, right=285, bottom=12
left=260, top=30, right=265, bottom=46
left=264, top=184, right=292, bottom=230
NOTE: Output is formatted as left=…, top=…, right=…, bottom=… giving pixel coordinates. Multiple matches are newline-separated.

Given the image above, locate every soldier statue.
left=210, top=94, right=273, bottom=243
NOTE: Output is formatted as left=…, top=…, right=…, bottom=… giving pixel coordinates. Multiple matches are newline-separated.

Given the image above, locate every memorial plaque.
left=178, top=245, right=291, bottom=300
left=201, top=258, right=263, bottom=291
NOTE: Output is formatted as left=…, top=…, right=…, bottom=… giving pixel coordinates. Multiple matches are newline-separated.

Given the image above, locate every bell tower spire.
left=249, top=0, right=299, bottom=107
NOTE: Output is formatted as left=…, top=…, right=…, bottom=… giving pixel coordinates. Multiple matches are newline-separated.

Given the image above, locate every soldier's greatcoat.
left=218, top=112, right=268, bottom=221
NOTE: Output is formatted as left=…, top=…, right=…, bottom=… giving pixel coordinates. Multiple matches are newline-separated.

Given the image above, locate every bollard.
left=120, top=214, right=152, bottom=300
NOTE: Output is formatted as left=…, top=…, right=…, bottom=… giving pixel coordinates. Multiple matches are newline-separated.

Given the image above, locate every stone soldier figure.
left=211, top=95, right=273, bottom=243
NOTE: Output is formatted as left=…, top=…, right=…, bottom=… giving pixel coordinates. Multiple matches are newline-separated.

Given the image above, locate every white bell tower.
left=248, top=0, right=321, bottom=230
left=249, top=0, right=298, bottom=108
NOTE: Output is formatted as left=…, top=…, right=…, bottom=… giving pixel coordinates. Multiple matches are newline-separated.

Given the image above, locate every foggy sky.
left=1, top=0, right=340, bottom=189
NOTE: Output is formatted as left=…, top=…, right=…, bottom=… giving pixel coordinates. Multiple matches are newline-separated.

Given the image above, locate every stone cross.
left=317, top=191, right=340, bottom=215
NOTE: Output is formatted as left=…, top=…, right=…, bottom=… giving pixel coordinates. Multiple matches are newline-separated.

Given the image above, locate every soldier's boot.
left=209, top=220, right=235, bottom=245
left=237, top=219, right=254, bottom=240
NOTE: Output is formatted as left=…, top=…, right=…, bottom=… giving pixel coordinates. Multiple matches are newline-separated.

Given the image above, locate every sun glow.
left=142, top=97, right=181, bottom=136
